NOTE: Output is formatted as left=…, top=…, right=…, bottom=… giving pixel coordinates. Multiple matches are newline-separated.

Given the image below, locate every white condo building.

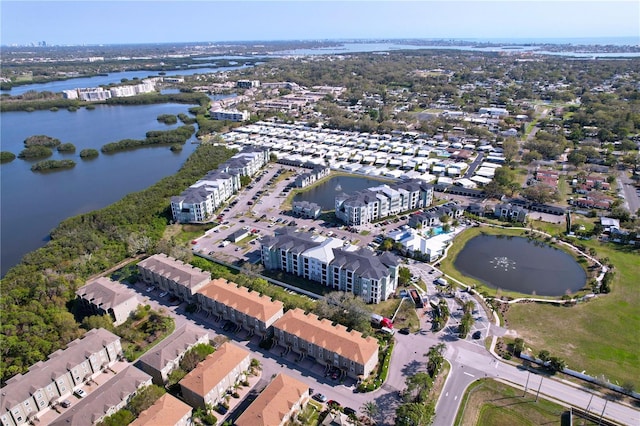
left=171, top=148, right=269, bottom=223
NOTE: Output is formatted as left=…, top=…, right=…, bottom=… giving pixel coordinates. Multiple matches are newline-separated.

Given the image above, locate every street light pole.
left=523, top=371, right=531, bottom=397
left=585, top=393, right=594, bottom=413
left=535, top=377, right=543, bottom=402
left=598, top=399, right=608, bottom=425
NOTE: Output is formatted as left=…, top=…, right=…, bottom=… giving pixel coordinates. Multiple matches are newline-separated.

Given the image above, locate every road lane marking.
left=445, top=392, right=449, bottom=397
left=463, top=372, right=474, bottom=377
left=454, top=395, right=458, bottom=400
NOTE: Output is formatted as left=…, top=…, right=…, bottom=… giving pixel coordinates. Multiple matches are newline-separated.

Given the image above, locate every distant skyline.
left=1, top=1, right=639, bottom=46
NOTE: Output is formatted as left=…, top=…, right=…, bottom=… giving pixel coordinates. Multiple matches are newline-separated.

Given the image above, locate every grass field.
left=455, top=379, right=567, bottom=426
left=506, top=238, right=640, bottom=386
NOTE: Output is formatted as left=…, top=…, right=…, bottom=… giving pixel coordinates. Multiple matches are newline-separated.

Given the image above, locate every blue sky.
left=1, top=1, right=639, bottom=46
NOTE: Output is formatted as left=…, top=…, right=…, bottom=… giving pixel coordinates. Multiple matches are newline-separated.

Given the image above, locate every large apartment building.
left=170, top=147, right=269, bottom=223
left=272, top=309, right=379, bottom=379
left=138, top=253, right=211, bottom=303
left=261, top=228, right=399, bottom=303
left=335, top=180, right=434, bottom=226
left=196, top=278, right=284, bottom=339
left=0, top=329, right=122, bottom=426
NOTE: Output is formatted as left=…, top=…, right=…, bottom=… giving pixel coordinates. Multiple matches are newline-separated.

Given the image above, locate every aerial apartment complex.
left=261, top=228, right=399, bottom=303
left=170, top=147, right=269, bottom=223
left=335, top=180, right=434, bottom=226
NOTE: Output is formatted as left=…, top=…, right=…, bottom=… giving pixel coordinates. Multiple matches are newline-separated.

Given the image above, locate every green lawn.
left=455, top=379, right=567, bottom=426
left=507, top=239, right=640, bottom=386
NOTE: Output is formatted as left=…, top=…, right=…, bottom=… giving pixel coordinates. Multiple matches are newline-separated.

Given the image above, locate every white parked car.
left=74, top=389, right=87, bottom=398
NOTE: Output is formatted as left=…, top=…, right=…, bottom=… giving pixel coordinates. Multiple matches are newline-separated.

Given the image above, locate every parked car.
left=145, top=286, right=155, bottom=293
left=60, top=400, right=71, bottom=408
left=159, top=291, right=168, bottom=298
left=472, top=331, right=482, bottom=339
left=399, top=327, right=411, bottom=335
left=312, top=393, right=328, bottom=403
left=344, top=407, right=356, bottom=416
left=74, top=389, right=87, bottom=398
left=327, top=400, right=341, bottom=408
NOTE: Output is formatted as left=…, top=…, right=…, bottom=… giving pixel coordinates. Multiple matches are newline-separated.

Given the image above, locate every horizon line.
left=3, top=36, right=639, bottom=48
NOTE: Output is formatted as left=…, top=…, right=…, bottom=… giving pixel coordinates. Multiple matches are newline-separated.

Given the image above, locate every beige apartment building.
left=272, top=309, right=379, bottom=379
left=137, top=324, right=210, bottom=385
left=235, top=373, right=310, bottom=426
left=138, top=253, right=211, bottom=303
left=0, top=329, right=122, bottom=426
left=75, top=277, right=140, bottom=326
left=196, top=278, right=284, bottom=339
left=179, top=342, right=251, bottom=409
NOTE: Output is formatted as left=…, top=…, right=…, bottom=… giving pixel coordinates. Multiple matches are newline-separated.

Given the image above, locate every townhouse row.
left=1, top=324, right=312, bottom=426
left=170, top=147, right=269, bottom=223
left=137, top=254, right=380, bottom=379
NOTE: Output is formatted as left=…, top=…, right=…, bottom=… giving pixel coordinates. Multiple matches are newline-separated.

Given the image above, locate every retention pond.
left=453, top=234, right=586, bottom=296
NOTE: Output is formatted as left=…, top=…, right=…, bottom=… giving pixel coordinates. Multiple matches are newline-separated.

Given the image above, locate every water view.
left=453, top=234, right=586, bottom=296
left=1, top=64, right=250, bottom=96
left=292, top=174, right=394, bottom=211
left=0, top=103, right=200, bottom=276
left=275, top=42, right=640, bottom=58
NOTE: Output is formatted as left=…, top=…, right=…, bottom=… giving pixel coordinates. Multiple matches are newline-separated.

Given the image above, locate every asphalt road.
left=618, top=171, right=640, bottom=215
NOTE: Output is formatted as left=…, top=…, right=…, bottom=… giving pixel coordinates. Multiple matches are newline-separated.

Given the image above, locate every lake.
left=453, top=234, right=586, bottom=296
left=293, top=175, right=394, bottom=211
left=0, top=103, right=201, bottom=276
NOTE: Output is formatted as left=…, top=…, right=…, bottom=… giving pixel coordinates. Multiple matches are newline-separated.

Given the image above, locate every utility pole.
left=535, top=377, right=543, bottom=402
left=523, top=371, right=531, bottom=397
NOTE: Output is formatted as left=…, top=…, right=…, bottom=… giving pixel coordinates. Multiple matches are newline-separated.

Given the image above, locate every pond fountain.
left=453, top=234, right=586, bottom=296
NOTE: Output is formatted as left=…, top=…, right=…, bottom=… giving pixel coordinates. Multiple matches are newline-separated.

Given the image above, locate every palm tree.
left=361, top=401, right=378, bottom=423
